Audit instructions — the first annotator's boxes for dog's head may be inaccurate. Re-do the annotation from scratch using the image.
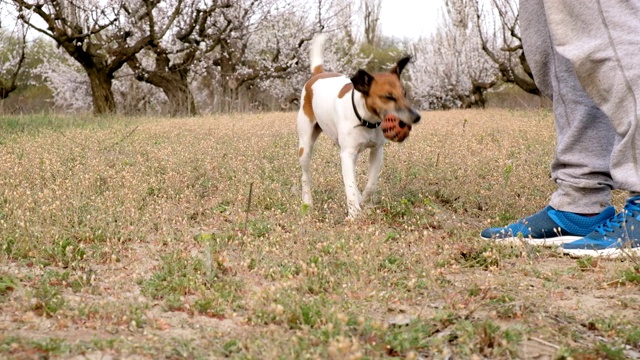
[350,56,421,126]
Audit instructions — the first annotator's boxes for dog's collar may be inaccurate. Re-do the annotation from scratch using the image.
[351,89,381,129]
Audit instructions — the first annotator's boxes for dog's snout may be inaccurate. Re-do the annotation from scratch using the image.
[393,109,421,125]
[413,113,421,124]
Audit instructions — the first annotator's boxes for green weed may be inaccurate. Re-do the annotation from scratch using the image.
[620,264,640,285]
[31,277,65,317]
[576,256,600,271]
[43,237,86,268]
[0,274,17,299]
[140,251,211,300]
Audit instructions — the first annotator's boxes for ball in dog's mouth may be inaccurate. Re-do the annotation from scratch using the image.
[382,114,412,142]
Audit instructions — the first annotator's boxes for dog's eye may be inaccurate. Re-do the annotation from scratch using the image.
[385,95,396,102]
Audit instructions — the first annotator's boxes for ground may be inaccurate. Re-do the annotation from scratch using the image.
[0,109,639,359]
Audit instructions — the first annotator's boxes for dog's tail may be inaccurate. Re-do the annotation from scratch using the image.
[310,34,327,75]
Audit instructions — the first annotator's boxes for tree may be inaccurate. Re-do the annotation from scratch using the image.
[0,12,27,99]
[409,0,498,110]
[240,0,370,110]
[125,0,230,116]
[12,0,174,114]
[35,47,92,112]
[471,0,539,95]
[190,0,322,112]
[362,0,381,47]
[34,49,168,114]
[2,0,389,114]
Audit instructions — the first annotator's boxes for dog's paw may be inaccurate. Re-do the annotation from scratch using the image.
[362,189,376,205]
[382,114,411,142]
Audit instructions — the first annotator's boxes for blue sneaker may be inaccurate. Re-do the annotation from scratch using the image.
[561,196,640,258]
[481,205,615,246]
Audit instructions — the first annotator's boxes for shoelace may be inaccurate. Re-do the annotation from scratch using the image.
[594,201,640,236]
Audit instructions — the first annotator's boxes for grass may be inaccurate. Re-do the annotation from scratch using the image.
[0,109,639,359]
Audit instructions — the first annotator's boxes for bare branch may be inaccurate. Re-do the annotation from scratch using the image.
[0,11,28,98]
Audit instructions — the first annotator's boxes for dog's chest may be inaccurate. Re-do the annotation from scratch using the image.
[358,137,383,151]
[329,124,385,153]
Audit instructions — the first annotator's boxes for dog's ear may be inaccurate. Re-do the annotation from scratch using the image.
[390,56,412,77]
[351,69,375,95]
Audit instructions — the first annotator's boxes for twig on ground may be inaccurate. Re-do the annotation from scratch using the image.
[244,182,254,236]
[529,336,560,350]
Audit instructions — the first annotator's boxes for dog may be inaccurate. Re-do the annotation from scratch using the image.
[296,34,421,218]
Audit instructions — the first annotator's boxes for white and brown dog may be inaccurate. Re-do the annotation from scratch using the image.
[297,35,421,218]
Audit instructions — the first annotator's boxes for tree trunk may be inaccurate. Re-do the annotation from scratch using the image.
[127,52,197,116]
[216,60,238,113]
[136,68,197,116]
[0,81,18,99]
[85,66,116,115]
[162,80,197,116]
[363,0,382,46]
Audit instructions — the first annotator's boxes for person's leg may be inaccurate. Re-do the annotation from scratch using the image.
[544,0,640,196]
[480,0,616,245]
[521,0,615,213]
[542,0,640,257]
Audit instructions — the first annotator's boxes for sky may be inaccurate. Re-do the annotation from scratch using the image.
[379,0,444,39]
[1,0,447,41]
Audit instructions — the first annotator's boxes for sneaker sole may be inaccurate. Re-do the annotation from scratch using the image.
[481,235,582,247]
[562,247,640,259]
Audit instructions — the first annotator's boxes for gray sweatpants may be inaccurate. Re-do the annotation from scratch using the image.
[520,0,640,213]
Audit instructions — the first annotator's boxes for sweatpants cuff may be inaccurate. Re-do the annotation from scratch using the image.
[550,186,612,213]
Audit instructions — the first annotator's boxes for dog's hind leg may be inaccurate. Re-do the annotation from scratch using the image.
[362,145,384,205]
[297,115,322,208]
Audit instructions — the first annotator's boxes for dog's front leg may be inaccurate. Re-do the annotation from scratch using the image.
[362,145,384,204]
[340,149,362,219]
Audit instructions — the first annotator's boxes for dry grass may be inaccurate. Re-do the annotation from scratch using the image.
[1,109,639,359]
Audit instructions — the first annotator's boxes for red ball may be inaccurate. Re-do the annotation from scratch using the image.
[382,114,412,142]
